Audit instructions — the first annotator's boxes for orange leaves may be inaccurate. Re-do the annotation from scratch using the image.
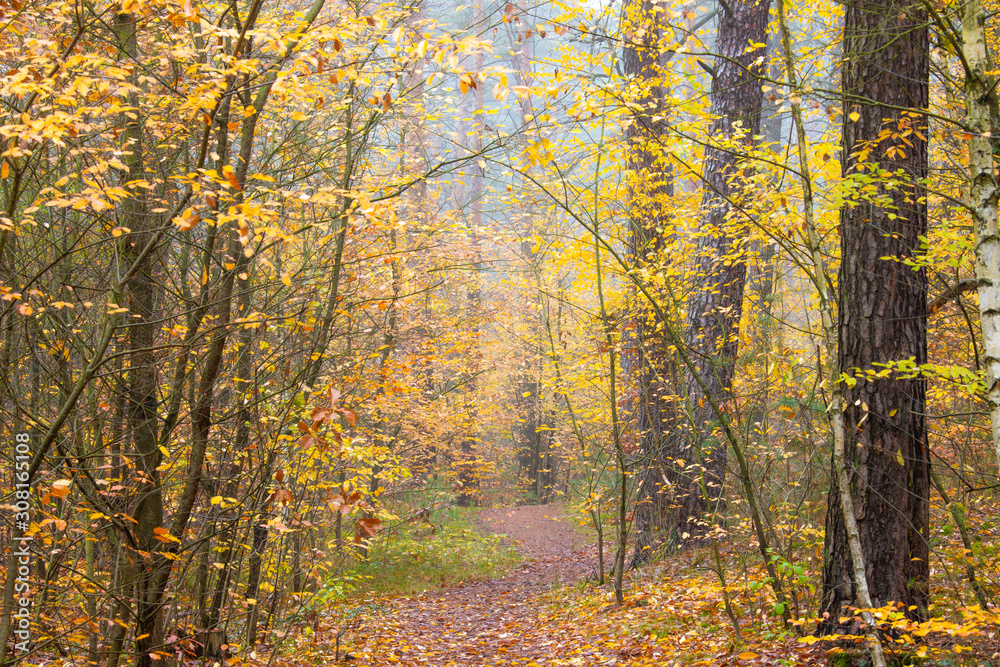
[174,208,200,232]
[369,91,393,111]
[268,488,294,505]
[297,385,358,452]
[49,479,71,498]
[222,165,241,191]
[153,526,180,543]
[459,73,478,95]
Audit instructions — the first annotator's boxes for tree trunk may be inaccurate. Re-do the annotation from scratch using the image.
[820,0,930,623]
[623,0,674,566]
[667,0,770,547]
[245,522,269,647]
[457,1,485,507]
[112,9,167,667]
[960,0,1000,476]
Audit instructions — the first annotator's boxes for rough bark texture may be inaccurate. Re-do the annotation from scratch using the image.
[668,0,769,546]
[820,0,930,622]
[623,0,675,565]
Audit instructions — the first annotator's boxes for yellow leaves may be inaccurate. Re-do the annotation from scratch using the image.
[493,74,509,101]
[524,138,554,167]
[120,0,148,13]
[105,66,131,80]
[849,111,860,122]
[17,303,32,316]
[737,652,759,660]
[1,161,8,179]
[281,273,292,287]
[111,226,130,237]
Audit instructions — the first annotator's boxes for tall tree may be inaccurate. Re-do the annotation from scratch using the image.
[820,0,930,622]
[623,0,673,562]
[662,0,770,547]
[960,0,1000,476]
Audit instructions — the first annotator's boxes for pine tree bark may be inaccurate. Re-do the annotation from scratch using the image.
[820,0,930,623]
[623,0,675,565]
[667,0,770,547]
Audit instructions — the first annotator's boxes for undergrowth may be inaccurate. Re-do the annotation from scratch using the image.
[345,504,524,597]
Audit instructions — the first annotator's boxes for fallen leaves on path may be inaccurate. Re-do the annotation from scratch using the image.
[341,506,822,666]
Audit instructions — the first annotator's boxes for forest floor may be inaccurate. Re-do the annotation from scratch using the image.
[272,505,999,666]
[339,505,819,667]
[349,505,612,666]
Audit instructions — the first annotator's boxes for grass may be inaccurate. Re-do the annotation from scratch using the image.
[345,505,525,597]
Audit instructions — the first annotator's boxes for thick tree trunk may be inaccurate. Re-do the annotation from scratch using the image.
[820,0,930,623]
[623,0,675,565]
[668,0,770,547]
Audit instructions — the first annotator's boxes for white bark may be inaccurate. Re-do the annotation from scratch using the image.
[961,0,1000,475]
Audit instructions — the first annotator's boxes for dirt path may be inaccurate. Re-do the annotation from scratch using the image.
[350,505,630,666]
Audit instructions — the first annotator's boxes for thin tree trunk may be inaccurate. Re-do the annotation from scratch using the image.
[960,0,1000,476]
[111,10,167,666]
[245,522,269,647]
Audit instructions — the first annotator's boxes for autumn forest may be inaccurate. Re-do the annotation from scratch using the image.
[1,0,999,664]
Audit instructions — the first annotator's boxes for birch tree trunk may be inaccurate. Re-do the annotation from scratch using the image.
[961,0,1000,475]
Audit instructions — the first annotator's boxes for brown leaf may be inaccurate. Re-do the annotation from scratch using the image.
[339,408,358,426]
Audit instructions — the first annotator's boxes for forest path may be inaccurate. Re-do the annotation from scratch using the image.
[350,505,644,666]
